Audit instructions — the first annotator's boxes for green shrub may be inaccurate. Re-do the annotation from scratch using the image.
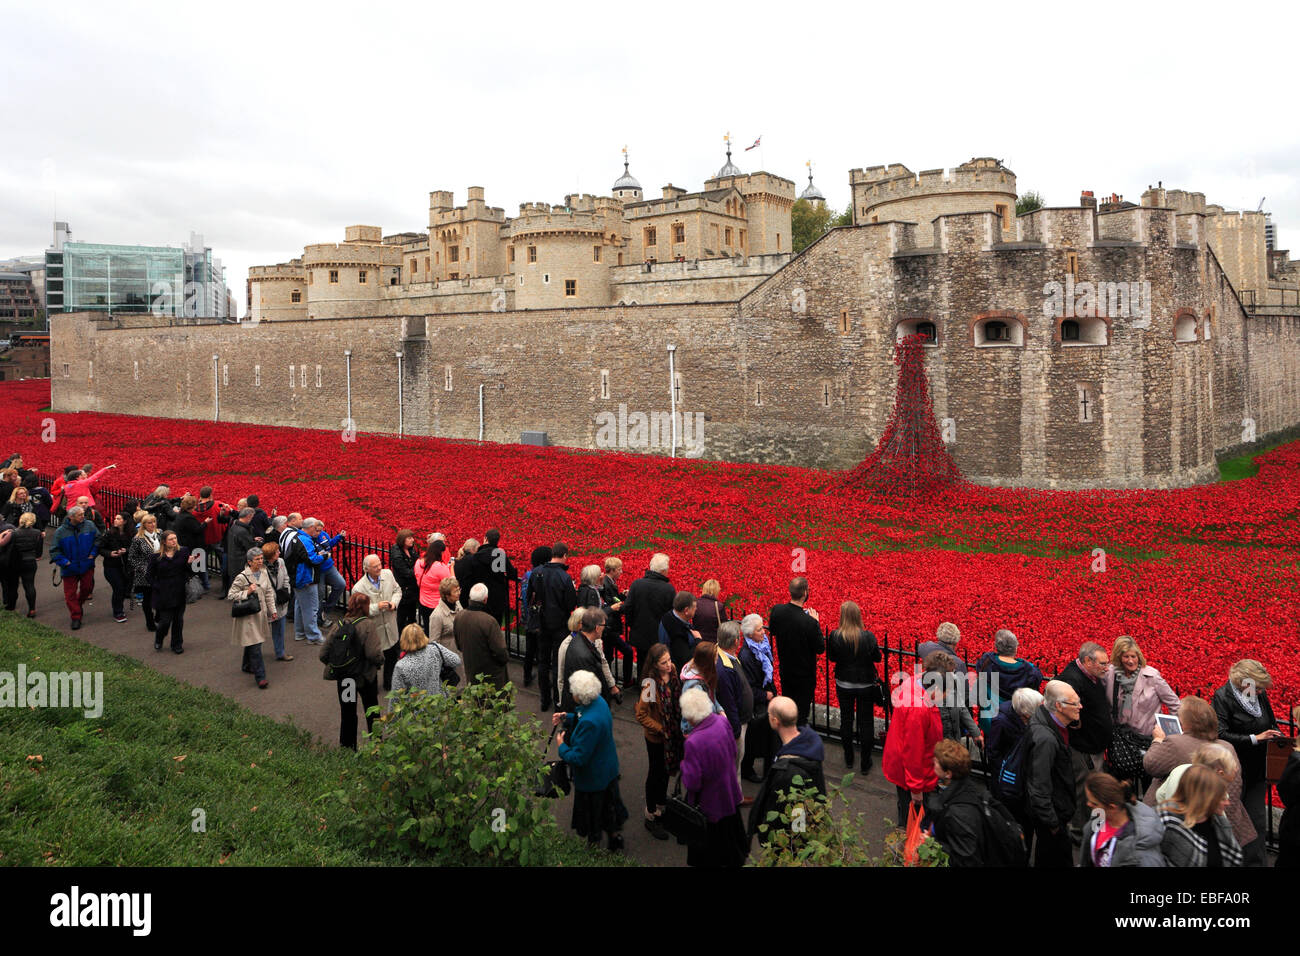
[329,682,570,866]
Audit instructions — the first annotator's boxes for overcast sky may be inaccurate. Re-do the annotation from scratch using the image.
[3,1,1296,316]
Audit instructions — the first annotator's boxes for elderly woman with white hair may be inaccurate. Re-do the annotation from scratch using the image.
[554,669,626,852]
[679,685,747,866]
[975,628,1045,733]
[557,606,620,710]
[229,546,275,688]
[351,553,403,689]
[738,613,777,783]
[1212,659,1282,866]
[988,686,1044,832]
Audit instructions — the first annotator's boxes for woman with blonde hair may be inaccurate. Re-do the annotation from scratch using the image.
[1104,635,1179,735]
[1212,659,1281,865]
[127,511,161,631]
[1158,764,1242,867]
[692,578,728,645]
[391,622,461,697]
[827,600,882,770]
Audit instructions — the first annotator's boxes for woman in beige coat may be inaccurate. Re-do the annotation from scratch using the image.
[428,576,465,684]
[229,547,276,689]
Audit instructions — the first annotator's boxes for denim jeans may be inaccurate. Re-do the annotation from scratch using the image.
[269,615,286,658]
[318,566,347,613]
[293,585,321,642]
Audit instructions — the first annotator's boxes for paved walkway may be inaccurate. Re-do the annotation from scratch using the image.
[39,566,901,865]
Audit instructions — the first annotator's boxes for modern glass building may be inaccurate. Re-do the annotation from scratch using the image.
[44,222,230,319]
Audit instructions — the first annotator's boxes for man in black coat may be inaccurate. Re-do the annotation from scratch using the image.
[748,696,826,847]
[533,542,576,711]
[1025,680,1081,867]
[245,494,272,543]
[624,552,674,667]
[767,577,825,728]
[658,591,699,669]
[471,528,519,626]
[226,509,258,584]
[1055,641,1112,837]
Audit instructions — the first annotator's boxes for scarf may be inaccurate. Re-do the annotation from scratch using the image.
[744,636,774,686]
[1115,670,1138,720]
[1229,681,1262,719]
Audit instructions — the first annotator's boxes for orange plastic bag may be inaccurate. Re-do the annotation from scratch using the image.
[903,800,926,866]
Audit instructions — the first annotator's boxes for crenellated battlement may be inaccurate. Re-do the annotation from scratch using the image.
[302,242,402,267]
[851,157,1016,199]
[248,259,303,279]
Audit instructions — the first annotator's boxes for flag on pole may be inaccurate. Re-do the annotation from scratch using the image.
[745,136,762,151]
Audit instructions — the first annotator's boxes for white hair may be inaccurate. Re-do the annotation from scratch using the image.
[1011,686,1043,719]
[303,517,319,530]
[580,564,601,586]
[363,553,381,570]
[469,582,489,603]
[568,669,602,706]
[428,531,445,544]
[648,552,669,574]
[680,687,714,726]
[740,613,764,638]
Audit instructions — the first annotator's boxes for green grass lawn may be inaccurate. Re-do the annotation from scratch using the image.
[0,618,378,866]
[0,617,616,866]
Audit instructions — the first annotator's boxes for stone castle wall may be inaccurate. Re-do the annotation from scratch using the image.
[51,209,1300,489]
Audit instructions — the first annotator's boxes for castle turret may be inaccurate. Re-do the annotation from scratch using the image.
[799,161,826,205]
[612,147,642,203]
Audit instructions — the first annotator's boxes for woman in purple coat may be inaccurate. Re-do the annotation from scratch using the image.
[679,686,746,866]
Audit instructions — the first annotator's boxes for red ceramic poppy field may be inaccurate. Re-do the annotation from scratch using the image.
[6,379,1298,710]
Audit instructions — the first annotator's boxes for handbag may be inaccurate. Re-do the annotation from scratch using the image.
[231,592,261,618]
[533,724,571,799]
[185,576,203,604]
[1107,684,1152,778]
[435,642,460,688]
[661,775,708,844]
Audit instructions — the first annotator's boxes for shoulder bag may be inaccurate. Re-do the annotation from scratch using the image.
[661,775,708,844]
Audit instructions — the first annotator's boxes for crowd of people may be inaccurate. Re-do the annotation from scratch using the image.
[2,454,1297,867]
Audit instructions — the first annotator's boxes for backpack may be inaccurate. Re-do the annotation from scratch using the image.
[994,730,1033,809]
[326,618,367,680]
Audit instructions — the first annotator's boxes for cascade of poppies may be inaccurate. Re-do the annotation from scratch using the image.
[841,333,965,496]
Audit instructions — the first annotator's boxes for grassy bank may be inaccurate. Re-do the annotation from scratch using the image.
[0,617,617,866]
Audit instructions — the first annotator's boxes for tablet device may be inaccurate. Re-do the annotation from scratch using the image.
[1156,714,1182,736]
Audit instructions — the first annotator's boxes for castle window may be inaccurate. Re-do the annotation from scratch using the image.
[565,279,577,297]
[712,225,720,248]
[254,365,261,387]
[449,272,458,280]
[358,269,367,284]
[839,310,851,334]
[133,360,139,381]
[1203,310,1213,340]
[617,253,624,266]
[972,314,1025,347]
[1174,311,1198,343]
[600,369,609,400]
[777,233,782,250]
[445,365,453,391]
[995,204,1009,230]
[62,363,70,377]
[1077,384,1096,423]
[673,224,685,244]
[449,246,459,263]
[436,251,440,264]
[425,256,430,274]
[308,271,313,284]
[291,290,302,303]
[755,383,762,406]
[1067,253,1078,278]
[1061,320,1080,342]
[821,382,831,407]
[593,245,601,263]
[871,216,878,223]
[509,246,515,263]
[390,275,398,286]
[740,229,746,247]
[644,227,657,248]
[300,365,308,389]
[725,227,733,246]
[528,246,537,263]
[315,365,322,388]
[896,318,940,347]
[222,364,228,386]
[289,364,295,388]
[328,270,338,284]
[543,274,550,284]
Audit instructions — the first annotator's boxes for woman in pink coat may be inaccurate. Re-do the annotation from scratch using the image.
[61,464,117,510]
[1104,635,1180,735]
[412,538,452,634]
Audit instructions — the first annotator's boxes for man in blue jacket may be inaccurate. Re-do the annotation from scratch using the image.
[285,518,329,644]
[50,505,101,630]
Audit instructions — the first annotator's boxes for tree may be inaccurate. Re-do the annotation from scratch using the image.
[791,198,834,253]
[831,203,853,228]
[1016,191,1044,216]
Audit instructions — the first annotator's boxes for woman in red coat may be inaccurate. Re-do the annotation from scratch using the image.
[883,651,945,828]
